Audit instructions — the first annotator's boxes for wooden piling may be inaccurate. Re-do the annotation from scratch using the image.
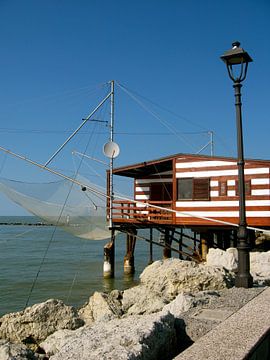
[163,228,172,259]
[103,230,115,278]
[124,228,137,275]
[200,233,208,261]
[149,228,153,264]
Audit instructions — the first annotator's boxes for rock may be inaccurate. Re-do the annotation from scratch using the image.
[250,251,270,284]
[122,285,167,315]
[78,290,123,325]
[42,312,177,360]
[206,248,238,271]
[162,291,219,318]
[255,232,270,247]
[0,339,37,360]
[206,248,270,285]
[40,329,75,357]
[0,299,84,345]
[139,259,234,301]
[80,260,230,319]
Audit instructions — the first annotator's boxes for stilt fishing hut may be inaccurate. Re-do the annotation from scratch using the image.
[107,153,270,275]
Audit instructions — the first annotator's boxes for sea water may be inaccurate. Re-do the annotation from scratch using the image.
[0,216,162,316]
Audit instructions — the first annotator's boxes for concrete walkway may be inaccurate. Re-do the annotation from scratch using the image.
[174,287,270,360]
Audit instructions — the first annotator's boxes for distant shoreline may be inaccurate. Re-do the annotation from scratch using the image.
[0,222,53,226]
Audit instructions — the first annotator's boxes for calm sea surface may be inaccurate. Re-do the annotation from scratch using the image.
[0,216,162,316]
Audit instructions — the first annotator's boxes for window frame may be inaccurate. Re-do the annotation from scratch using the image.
[177,177,210,201]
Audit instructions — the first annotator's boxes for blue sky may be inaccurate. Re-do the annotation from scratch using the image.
[0,0,269,215]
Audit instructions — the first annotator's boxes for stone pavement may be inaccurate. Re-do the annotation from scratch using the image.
[174,287,270,359]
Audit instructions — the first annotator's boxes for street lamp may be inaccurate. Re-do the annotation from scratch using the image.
[220,41,253,288]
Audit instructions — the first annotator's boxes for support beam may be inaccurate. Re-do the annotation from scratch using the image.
[179,228,183,260]
[103,230,115,278]
[200,233,208,261]
[149,228,153,264]
[163,228,172,259]
[124,228,137,275]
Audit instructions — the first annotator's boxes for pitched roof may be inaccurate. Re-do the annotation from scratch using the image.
[112,152,270,178]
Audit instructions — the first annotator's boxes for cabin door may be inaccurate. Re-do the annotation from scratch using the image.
[150,183,172,202]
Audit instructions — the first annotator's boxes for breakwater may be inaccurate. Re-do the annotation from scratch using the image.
[0,221,53,226]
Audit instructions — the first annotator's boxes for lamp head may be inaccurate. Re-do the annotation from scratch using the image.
[221,42,253,82]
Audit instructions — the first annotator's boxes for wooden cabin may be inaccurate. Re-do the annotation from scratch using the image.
[110,153,270,231]
[105,153,270,275]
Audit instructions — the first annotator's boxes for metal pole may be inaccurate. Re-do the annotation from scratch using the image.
[109,80,114,229]
[209,131,214,156]
[104,80,115,279]
[233,81,253,288]
[44,91,112,167]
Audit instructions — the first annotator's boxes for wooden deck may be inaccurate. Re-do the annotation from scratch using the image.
[112,200,174,225]
[112,200,270,228]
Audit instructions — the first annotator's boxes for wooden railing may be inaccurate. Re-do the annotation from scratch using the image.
[112,200,174,224]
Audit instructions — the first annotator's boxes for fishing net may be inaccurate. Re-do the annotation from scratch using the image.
[0,176,111,240]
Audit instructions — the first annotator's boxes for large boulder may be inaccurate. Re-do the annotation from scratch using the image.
[0,299,84,345]
[81,260,228,318]
[139,259,234,301]
[161,290,219,318]
[41,312,177,360]
[0,339,36,360]
[250,251,270,284]
[78,290,123,325]
[206,248,238,271]
[122,285,167,315]
[206,248,270,285]
[40,329,75,357]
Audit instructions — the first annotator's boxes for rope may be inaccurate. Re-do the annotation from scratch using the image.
[116,82,208,132]
[116,82,198,152]
[61,97,112,302]
[24,107,105,308]
[3,82,108,108]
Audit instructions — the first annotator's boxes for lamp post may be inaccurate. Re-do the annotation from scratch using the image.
[220,41,253,288]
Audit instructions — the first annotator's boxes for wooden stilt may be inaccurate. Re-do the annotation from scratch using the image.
[163,228,172,259]
[230,230,236,248]
[213,232,218,248]
[216,232,223,249]
[179,228,183,260]
[149,228,153,264]
[200,233,208,261]
[103,230,115,278]
[193,231,197,252]
[124,228,137,275]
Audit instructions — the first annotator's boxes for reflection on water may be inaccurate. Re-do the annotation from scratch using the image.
[102,275,139,293]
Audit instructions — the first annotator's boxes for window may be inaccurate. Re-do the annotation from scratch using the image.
[177,178,193,200]
[150,183,172,201]
[235,180,251,196]
[219,181,227,196]
[177,178,210,200]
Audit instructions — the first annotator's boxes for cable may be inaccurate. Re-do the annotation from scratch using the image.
[116,82,199,152]
[0,152,7,175]
[3,82,108,108]
[23,87,112,307]
[116,82,209,132]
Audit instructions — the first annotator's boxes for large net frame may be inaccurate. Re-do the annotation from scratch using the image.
[0,175,111,240]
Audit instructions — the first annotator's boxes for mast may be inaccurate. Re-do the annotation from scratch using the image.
[109,80,115,229]
[103,80,116,279]
[209,131,214,156]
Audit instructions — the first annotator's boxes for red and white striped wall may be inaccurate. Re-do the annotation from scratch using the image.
[175,158,270,227]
